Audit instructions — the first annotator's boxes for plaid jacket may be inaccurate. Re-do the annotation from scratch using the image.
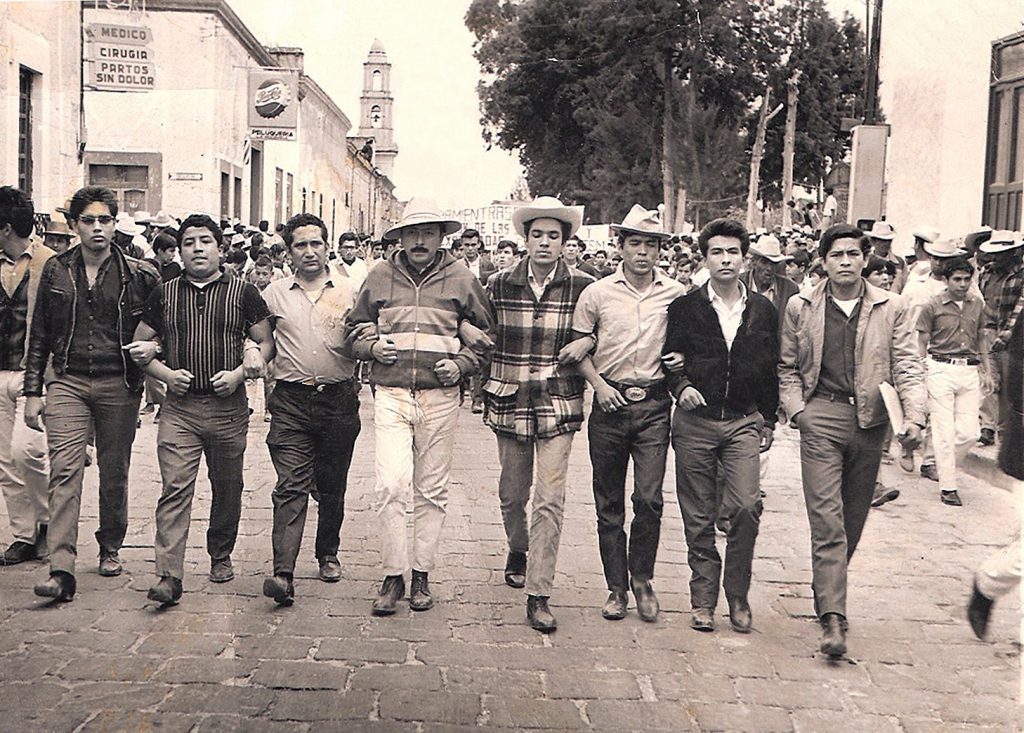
[484,258,594,441]
[982,261,1024,333]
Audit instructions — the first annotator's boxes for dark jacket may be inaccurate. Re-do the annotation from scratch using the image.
[664,283,779,426]
[739,270,800,340]
[24,245,161,396]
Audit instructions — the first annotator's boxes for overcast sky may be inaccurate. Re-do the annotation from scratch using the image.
[230,0,893,209]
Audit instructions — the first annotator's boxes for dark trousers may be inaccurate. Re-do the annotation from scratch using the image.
[797,396,888,619]
[154,390,248,579]
[672,409,763,610]
[267,381,361,576]
[588,393,670,591]
[44,372,142,575]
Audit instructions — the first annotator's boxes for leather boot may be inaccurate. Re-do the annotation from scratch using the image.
[148,576,183,606]
[34,571,76,602]
[630,578,660,622]
[409,570,434,611]
[526,594,557,633]
[601,591,628,620]
[371,574,405,616]
[504,550,527,588]
[262,574,295,607]
[819,612,847,658]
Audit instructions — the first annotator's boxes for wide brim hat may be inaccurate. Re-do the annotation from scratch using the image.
[511,196,583,238]
[978,230,1024,254]
[115,215,141,237]
[44,214,71,237]
[748,235,792,263]
[912,226,940,244]
[133,210,153,225]
[922,238,967,258]
[150,211,174,228]
[383,197,462,240]
[866,221,896,240]
[609,204,670,238]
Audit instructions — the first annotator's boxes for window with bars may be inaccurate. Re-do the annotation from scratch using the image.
[18,68,34,196]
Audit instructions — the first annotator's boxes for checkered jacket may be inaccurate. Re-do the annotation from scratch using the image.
[484,258,594,441]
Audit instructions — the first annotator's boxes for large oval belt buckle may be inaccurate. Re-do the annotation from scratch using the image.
[623,386,647,402]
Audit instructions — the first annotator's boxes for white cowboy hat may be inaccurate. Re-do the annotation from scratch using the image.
[866,221,896,240]
[383,197,462,240]
[511,196,584,238]
[922,238,967,258]
[133,210,153,225]
[748,235,792,263]
[150,211,174,228]
[978,230,1024,254]
[912,226,940,243]
[610,204,671,238]
[115,215,141,237]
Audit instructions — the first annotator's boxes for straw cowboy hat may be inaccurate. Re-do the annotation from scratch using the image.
[748,235,792,263]
[150,211,174,228]
[866,221,896,240]
[133,210,153,225]
[979,230,1024,254]
[610,204,671,238]
[43,214,71,237]
[383,197,462,241]
[912,226,940,244]
[115,215,141,237]
[511,196,584,238]
[922,238,967,258]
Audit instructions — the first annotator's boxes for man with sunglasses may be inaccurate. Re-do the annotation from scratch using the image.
[24,186,160,602]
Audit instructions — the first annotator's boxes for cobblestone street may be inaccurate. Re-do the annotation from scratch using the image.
[0,390,1020,732]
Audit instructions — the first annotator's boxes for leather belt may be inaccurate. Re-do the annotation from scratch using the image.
[929,354,981,366]
[603,377,666,403]
[277,379,355,394]
[813,390,855,405]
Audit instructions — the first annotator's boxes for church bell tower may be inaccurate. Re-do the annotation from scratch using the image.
[357,39,398,178]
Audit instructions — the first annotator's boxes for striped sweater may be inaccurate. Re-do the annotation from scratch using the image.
[346,249,493,390]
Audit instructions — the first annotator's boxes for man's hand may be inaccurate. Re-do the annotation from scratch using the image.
[458,321,494,353]
[676,386,707,411]
[165,369,195,396]
[759,425,774,453]
[558,336,594,365]
[433,359,462,386]
[24,396,44,432]
[370,337,398,365]
[594,381,628,413]
[243,348,266,379]
[123,340,160,366]
[661,351,686,373]
[898,423,923,451]
[211,369,243,397]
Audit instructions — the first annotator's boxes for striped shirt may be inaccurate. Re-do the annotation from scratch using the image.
[142,270,270,394]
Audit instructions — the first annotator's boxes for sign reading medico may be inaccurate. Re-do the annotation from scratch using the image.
[85,23,154,92]
[248,68,300,141]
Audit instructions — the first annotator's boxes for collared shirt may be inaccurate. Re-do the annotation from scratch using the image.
[818,286,863,396]
[466,256,481,279]
[67,252,124,377]
[263,267,356,384]
[917,290,984,358]
[528,264,556,300]
[0,248,31,297]
[142,269,270,395]
[572,264,685,385]
[338,257,368,292]
[707,280,748,350]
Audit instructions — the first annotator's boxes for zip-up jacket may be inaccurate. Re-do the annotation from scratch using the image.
[23,245,160,397]
[345,248,493,390]
[664,283,779,427]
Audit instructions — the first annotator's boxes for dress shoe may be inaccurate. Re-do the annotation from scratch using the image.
[409,570,434,612]
[504,550,527,589]
[871,482,900,508]
[978,428,995,446]
[262,574,295,607]
[601,591,628,620]
[34,571,76,602]
[920,463,939,482]
[0,541,38,566]
[727,595,753,633]
[819,612,847,658]
[898,447,915,473]
[527,595,557,633]
[371,574,405,616]
[98,550,123,577]
[147,576,183,606]
[690,607,715,632]
[34,524,48,561]
[967,581,994,640]
[630,579,659,622]
[940,489,963,506]
[209,558,234,583]
[318,555,342,583]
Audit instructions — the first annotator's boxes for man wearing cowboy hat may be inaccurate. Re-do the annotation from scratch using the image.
[42,214,73,255]
[740,234,799,341]
[484,195,593,633]
[571,204,685,622]
[346,197,493,617]
[865,221,907,293]
[113,215,146,259]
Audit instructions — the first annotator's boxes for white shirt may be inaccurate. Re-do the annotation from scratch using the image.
[707,281,748,351]
[823,195,838,216]
[337,257,368,292]
[528,265,556,300]
[466,257,481,279]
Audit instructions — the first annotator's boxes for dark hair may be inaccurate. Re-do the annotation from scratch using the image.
[809,261,827,278]
[258,220,269,232]
[226,249,248,266]
[152,231,178,253]
[68,186,118,220]
[825,187,834,195]
[254,255,273,269]
[283,213,328,248]
[0,186,35,238]
[788,249,811,269]
[496,240,516,254]
[818,223,868,258]
[177,214,223,246]
[338,230,359,246]
[461,228,481,240]
[935,256,975,279]
[698,218,749,256]
[862,254,897,279]
[522,218,572,242]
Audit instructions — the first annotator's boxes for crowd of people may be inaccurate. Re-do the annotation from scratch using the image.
[0,184,1020,662]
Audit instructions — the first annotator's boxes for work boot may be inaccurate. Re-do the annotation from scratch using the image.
[601,591,628,620]
[409,570,434,611]
[526,595,557,633]
[630,578,660,622]
[147,576,183,606]
[98,549,122,577]
[819,612,847,658]
[371,574,405,616]
[34,571,76,602]
[262,574,295,607]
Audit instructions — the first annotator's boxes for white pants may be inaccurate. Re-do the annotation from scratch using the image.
[926,359,981,491]
[373,385,459,576]
[976,532,1022,599]
[0,370,49,543]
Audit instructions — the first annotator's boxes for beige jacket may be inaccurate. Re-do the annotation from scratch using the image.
[778,279,926,430]
[13,240,55,370]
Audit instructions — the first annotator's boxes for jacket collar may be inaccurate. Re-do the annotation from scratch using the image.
[799,277,889,308]
[506,257,571,288]
[63,242,133,285]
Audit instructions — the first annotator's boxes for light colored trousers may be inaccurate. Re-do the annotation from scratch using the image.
[0,370,49,543]
[373,385,459,576]
[926,359,981,491]
[495,431,575,597]
[976,532,1022,600]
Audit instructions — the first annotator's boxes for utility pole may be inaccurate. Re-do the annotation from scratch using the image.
[661,50,678,232]
[746,88,784,230]
[781,71,801,228]
[864,0,883,124]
